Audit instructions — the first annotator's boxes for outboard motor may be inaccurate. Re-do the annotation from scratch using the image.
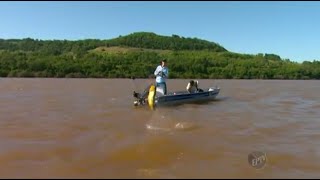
[133,91,145,106]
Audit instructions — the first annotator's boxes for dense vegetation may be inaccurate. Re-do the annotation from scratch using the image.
[106,32,227,52]
[0,32,319,79]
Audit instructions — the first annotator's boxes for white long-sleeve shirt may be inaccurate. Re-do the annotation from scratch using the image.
[154,65,168,83]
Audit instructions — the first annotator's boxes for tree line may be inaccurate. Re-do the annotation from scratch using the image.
[0,32,319,79]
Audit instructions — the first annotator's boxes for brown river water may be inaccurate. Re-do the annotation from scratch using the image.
[0,78,319,178]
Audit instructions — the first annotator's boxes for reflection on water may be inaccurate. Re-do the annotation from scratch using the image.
[0,78,319,178]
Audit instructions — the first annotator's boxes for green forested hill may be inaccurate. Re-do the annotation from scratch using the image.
[105,32,227,52]
[0,32,319,79]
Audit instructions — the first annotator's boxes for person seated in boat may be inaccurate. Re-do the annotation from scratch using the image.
[186,80,203,93]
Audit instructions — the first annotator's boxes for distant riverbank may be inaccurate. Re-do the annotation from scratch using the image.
[1,33,319,80]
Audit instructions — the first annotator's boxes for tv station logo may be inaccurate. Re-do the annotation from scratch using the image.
[248,151,267,169]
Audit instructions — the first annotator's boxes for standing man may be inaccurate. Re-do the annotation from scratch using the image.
[154,59,168,95]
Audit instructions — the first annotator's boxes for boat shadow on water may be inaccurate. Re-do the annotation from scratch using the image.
[212,96,230,102]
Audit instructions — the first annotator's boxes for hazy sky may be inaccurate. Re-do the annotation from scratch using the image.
[1,1,319,62]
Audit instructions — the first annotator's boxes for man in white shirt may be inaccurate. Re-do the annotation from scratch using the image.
[154,59,169,95]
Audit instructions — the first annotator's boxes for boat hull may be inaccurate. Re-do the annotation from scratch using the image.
[155,87,220,106]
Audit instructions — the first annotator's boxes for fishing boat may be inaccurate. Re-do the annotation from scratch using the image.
[133,82,220,108]
[154,87,220,106]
